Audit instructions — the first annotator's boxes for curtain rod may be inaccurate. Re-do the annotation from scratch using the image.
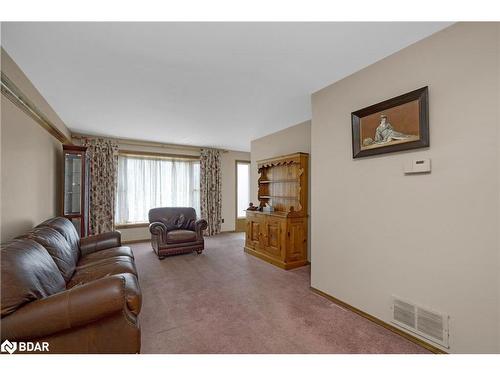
[119,149,200,160]
[72,133,228,153]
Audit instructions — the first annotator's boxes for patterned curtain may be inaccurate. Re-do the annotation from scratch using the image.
[83,138,119,235]
[200,148,222,236]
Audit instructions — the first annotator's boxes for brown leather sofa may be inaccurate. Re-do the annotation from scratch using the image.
[0,217,141,354]
[149,207,207,259]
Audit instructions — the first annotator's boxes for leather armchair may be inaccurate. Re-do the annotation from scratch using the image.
[149,207,207,259]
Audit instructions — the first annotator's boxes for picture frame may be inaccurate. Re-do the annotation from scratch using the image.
[351,86,429,158]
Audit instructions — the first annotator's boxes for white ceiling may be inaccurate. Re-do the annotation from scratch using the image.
[1,22,451,151]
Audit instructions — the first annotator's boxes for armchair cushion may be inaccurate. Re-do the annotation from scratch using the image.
[176,214,196,230]
[157,213,195,231]
[166,229,197,244]
[163,215,183,231]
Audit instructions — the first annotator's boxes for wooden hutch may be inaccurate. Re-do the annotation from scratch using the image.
[244,152,308,270]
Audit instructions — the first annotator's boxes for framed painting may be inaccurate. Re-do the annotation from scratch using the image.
[351,86,429,158]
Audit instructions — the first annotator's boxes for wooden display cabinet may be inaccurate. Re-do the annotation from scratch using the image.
[244,152,308,270]
[62,145,90,237]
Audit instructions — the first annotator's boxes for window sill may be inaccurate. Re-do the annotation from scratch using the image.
[116,222,149,229]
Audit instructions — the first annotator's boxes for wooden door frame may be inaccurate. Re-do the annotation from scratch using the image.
[235,160,251,232]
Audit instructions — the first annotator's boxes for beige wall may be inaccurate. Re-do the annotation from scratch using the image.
[498,24,500,349]
[250,120,311,202]
[250,120,311,259]
[311,23,500,353]
[1,49,70,241]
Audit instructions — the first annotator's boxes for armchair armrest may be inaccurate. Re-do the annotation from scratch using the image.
[1,273,141,341]
[149,221,168,241]
[195,219,208,240]
[80,231,122,256]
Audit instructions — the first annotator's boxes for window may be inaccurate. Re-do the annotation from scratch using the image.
[236,161,250,219]
[115,153,200,225]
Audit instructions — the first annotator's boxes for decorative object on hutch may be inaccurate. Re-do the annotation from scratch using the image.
[244,152,308,270]
[62,145,90,237]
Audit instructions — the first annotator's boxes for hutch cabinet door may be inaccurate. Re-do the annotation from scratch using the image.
[246,213,262,250]
[286,219,307,262]
[261,218,284,258]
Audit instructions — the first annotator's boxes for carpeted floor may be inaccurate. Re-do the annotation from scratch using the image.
[132,232,429,354]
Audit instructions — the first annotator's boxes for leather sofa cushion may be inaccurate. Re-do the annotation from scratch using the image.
[78,246,134,266]
[166,229,197,244]
[37,217,80,256]
[21,227,77,282]
[77,255,134,268]
[1,239,66,317]
[68,257,138,288]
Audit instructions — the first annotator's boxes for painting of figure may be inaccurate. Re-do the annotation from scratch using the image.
[351,87,429,158]
[360,103,420,151]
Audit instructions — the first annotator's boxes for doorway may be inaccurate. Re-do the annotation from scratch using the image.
[235,160,250,232]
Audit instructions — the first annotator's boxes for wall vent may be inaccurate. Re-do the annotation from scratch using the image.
[391,296,449,348]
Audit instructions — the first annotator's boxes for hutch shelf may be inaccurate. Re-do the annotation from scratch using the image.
[244,152,309,270]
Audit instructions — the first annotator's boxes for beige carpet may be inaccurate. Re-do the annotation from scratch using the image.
[132,232,429,354]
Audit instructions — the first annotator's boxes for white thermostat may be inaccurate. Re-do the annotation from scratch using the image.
[404,158,431,174]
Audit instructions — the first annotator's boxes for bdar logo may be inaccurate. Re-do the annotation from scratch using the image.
[1,340,17,354]
[1,340,49,353]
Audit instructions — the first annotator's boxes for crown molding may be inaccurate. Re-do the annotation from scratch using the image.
[1,72,72,145]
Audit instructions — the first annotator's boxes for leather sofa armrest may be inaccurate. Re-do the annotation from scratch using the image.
[80,231,122,256]
[195,219,208,240]
[149,222,168,241]
[1,273,141,341]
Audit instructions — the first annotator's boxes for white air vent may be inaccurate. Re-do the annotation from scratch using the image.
[393,299,416,329]
[391,296,449,348]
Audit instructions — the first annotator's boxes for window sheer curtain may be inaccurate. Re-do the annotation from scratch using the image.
[115,155,200,225]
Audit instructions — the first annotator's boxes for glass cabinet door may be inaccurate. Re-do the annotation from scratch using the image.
[70,217,82,236]
[62,145,89,237]
[64,153,82,215]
